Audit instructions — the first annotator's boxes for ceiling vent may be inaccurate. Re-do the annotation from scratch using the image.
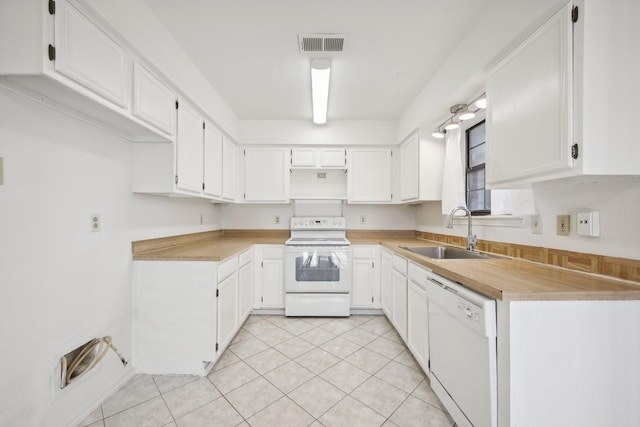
[298,34,346,52]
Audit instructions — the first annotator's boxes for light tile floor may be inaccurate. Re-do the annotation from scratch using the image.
[79,315,455,427]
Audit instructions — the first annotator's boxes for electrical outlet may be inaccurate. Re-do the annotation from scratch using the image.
[275,215,280,224]
[360,215,366,224]
[531,215,542,234]
[556,214,570,236]
[90,213,100,232]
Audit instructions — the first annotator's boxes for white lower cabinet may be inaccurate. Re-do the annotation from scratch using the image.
[381,248,393,317]
[351,246,381,308]
[216,256,239,355]
[391,254,408,341]
[407,262,429,374]
[255,245,284,308]
[238,248,254,322]
[133,261,217,375]
[133,251,248,376]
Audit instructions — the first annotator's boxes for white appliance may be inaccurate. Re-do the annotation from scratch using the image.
[285,216,351,317]
[426,270,497,427]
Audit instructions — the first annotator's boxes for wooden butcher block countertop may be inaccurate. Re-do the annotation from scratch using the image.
[132,230,640,302]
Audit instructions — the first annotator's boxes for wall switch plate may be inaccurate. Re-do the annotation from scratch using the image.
[531,215,542,234]
[556,214,570,236]
[577,211,600,237]
[317,172,327,179]
[90,214,100,232]
[360,215,366,224]
[275,215,280,224]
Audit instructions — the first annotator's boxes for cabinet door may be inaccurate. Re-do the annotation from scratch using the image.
[132,63,176,135]
[54,0,129,107]
[352,259,375,307]
[222,137,236,201]
[408,279,429,371]
[320,148,346,168]
[203,121,223,198]
[392,269,407,340]
[381,250,393,317]
[291,148,317,168]
[400,133,419,201]
[176,102,203,194]
[244,147,289,202]
[238,261,254,322]
[348,149,392,202]
[261,259,283,308]
[217,272,238,353]
[486,4,573,186]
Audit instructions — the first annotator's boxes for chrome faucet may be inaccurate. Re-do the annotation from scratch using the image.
[446,206,477,251]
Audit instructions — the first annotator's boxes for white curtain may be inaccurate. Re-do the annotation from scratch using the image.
[441,127,466,215]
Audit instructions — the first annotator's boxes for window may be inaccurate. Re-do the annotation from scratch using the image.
[466,120,491,215]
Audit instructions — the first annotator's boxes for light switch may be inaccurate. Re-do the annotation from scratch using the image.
[577,211,600,237]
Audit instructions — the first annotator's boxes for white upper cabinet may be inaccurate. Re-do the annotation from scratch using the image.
[222,138,237,202]
[175,101,204,194]
[399,132,444,202]
[243,147,289,202]
[203,121,223,198]
[54,0,129,108]
[0,0,170,142]
[487,3,573,187]
[487,0,640,187]
[291,148,347,169]
[348,148,393,203]
[132,63,176,137]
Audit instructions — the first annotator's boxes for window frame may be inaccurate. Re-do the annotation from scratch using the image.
[462,114,491,216]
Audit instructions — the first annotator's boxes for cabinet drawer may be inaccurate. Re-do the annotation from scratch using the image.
[239,248,253,267]
[262,246,284,259]
[392,254,407,275]
[408,262,430,285]
[352,246,375,259]
[218,256,238,283]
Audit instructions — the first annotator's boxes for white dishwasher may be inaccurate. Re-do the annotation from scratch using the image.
[426,271,497,427]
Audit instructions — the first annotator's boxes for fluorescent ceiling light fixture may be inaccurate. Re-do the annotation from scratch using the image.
[311,59,331,124]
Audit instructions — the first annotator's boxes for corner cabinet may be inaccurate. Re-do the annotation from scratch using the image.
[0,0,172,142]
[487,1,640,187]
[132,101,235,201]
[242,147,289,203]
[398,132,444,202]
[348,148,393,203]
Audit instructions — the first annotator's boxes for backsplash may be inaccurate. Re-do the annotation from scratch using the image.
[415,231,640,284]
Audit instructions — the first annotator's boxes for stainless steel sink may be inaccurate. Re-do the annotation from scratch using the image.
[400,246,496,260]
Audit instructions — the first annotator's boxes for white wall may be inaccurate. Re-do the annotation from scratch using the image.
[415,177,640,260]
[222,203,415,231]
[0,88,220,427]
[239,120,397,146]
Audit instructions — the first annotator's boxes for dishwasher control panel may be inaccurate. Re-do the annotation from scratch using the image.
[456,298,484,333]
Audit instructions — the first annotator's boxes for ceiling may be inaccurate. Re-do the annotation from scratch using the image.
[141,0,491,122]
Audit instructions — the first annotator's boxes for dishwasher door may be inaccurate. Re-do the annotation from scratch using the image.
[426,273,497,427]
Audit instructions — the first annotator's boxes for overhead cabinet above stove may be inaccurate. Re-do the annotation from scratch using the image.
[290,148,347,169]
